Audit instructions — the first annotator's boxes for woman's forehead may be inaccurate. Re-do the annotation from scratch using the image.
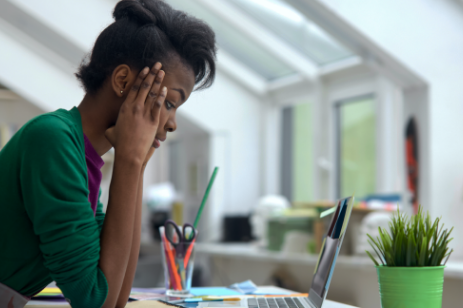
[163,63,195,101]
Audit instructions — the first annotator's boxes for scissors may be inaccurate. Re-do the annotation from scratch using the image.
[164,219,196,259]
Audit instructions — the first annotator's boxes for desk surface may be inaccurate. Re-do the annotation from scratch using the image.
[26,299,357,308]
[26,286,358,308]
[26,300,356,308]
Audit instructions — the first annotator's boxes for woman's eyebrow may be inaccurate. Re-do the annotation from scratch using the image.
[172,88,185,102]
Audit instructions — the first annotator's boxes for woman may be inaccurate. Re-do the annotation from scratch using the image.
[0,0,216,307]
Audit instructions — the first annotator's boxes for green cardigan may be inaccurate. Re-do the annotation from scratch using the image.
[0,107,108,307]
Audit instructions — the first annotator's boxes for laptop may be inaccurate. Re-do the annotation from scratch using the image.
[199,196,354,308]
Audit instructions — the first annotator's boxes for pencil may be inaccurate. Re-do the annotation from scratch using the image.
[163,233,182,290]
[162,235,177,290]
[183,237,196,268]
[191,167,219,234]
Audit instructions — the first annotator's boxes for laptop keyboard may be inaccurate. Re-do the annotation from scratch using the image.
[247,297,306,308]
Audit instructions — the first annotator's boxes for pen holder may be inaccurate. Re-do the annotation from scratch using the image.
[159,226,196,296]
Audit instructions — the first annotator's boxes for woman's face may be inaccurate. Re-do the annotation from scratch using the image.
[152,63,195,148]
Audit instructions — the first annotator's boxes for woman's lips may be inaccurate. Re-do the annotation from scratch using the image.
[154,138,161,148]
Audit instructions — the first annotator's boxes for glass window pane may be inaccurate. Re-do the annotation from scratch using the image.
[293,102,314,202]
[338,97,376,198]
[226,0,354,65]
[280,100,314,202]
[167,0,296,80]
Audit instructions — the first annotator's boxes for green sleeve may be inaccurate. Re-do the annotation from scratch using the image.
[96,189,106,232]
[20,116,108,308]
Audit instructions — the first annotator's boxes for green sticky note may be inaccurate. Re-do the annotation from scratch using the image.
[320,206,337,218]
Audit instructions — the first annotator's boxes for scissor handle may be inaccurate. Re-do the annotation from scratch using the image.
[182,223,196,242]
[164,219,182,246]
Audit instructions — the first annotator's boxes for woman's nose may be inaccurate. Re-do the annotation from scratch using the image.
[165,118,177,133]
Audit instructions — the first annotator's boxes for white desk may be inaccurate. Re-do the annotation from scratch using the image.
[26,286,358,308]
[320,301,357,308]
[26,299,357,308]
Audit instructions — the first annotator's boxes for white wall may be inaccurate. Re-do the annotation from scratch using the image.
[0,99,44,126]
[319,0,463,256]
[0,19,83,112]
[12,0,114,51]
[403,87,430,213]
[179,70,264,215]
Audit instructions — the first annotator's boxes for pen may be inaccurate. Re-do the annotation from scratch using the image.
[158,299,185,308]
[185,297,242,303]
[165,299,185,304]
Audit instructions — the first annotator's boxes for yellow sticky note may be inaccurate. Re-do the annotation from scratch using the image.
[37,287,62,294]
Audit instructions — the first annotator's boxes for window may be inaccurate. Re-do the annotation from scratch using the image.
[281,100,314,202]
[226,0,354,65]
[336,96,376,199]
[167,0,296,80]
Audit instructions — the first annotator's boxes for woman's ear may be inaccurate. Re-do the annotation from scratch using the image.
[111,64,132,97]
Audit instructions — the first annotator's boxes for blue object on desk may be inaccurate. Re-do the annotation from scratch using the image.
[229,280,258,294]
[190,287,242,296]
[185,298,204,303]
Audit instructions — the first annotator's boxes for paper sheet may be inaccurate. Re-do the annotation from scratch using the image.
[190,287,242,296]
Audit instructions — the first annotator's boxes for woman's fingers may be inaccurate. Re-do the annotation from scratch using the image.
[145,65,164,106]
[124,62,162,108]
[151,86,167,124]
[134,63,162,108]
[125,67,150,105]
[145,69,165,117]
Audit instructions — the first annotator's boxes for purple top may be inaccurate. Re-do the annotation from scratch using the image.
[83,134,105,215]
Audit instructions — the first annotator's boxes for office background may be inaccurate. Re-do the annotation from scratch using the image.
[1,0,463,306]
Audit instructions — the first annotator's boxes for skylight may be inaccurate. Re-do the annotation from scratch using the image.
[167,0,297,80]
[226,0,354,65]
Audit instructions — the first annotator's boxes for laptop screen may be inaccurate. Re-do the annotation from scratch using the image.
[308,196,354,308]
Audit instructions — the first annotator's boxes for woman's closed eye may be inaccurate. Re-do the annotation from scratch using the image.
[165,100,175,110]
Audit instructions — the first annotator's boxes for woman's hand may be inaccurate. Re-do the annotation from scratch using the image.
[105,63,166,167]
[105,131,157,168]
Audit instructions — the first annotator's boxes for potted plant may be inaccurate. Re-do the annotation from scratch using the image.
[366,207,453,308]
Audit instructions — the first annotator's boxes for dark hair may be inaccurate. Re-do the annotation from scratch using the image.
[76,0,217,94]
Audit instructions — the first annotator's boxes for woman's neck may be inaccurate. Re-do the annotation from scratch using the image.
[77,92,120,156]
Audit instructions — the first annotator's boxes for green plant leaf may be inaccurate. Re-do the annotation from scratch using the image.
[406,231,414,266]
[366,250,380,266]
[394,229,403,265]
[419,236,427,266]
[368,239,385,265]
[374,206,453,268]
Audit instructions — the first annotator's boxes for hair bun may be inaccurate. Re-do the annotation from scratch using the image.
[113,0,156,26]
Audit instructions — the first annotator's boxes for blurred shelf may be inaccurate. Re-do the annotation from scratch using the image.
[293,201,378,213]
[195,243,463,280]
